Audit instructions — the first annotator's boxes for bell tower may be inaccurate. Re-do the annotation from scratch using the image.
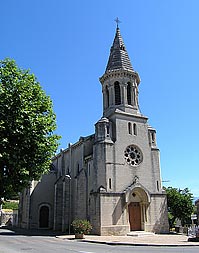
[92,22,169,235]
[100,26,140,117]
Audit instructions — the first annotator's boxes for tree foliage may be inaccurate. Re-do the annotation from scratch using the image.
[2,201,19,210]
[164,186,194,228]
[0,58,60,199]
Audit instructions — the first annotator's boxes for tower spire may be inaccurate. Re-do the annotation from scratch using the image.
[100,25,141,117]
[105,23,134,72]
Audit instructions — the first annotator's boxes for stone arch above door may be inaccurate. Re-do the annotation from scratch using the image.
[124,183,151,204]
[129,187,150,204]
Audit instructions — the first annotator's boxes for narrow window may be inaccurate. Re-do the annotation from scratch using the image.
[127,82,132,105]
[114,81,121,105]
[61,155,65,176]
[157,181,159,191]
[128,122,132,135]
[109,178,112,189]
[106,86,109,107]
[133,123,137,135]
[88,164,90,176]
[67,166,70,175]
[94,198,97,214]
[107,125,110,137]
[77,163,80,174]
[151,132,155,143]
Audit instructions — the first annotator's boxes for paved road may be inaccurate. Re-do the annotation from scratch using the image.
[0,227,199,253]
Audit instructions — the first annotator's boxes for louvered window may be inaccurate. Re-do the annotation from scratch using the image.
[127,82,132,105]
[114,81,121,105]
[106,86,109,107]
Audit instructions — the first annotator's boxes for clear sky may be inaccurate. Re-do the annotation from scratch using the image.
[1,0,199,196]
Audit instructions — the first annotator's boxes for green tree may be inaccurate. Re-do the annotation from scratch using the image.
[164,186,194,228]
[2,201,19,210]
[0,58,60,200]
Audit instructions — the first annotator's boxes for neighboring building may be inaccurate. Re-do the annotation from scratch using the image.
[19,25,169,235]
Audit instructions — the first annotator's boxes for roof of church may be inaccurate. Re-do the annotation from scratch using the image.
[105,27,134,72]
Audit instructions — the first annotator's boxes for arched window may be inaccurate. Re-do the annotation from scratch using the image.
[128,122,132,135]
[105,86,109,107]
[133,123,137,135]
[127,82,132,105]
[114,81,121,105]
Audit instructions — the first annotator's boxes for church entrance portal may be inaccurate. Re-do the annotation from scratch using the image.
[39,206,49,228]
[128,202,141,231]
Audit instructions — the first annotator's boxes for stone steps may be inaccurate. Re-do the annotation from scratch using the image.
[127,231,155,237]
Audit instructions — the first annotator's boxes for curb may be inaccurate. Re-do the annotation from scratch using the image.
[80,239,199,247]
[56,236,199,247]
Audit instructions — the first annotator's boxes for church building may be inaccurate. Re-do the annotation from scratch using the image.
[19,25,169,235]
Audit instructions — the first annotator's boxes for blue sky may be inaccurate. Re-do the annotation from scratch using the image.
[1,0,199,196]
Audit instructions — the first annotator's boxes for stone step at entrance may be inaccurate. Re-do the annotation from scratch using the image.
[127,231,155,237]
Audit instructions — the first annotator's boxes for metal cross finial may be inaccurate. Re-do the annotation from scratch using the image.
[115,17,121,28]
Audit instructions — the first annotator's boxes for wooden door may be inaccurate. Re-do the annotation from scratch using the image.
[39,206,49,228]
[128,202,141,231]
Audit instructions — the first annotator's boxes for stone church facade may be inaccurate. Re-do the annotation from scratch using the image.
[19,26,169,235]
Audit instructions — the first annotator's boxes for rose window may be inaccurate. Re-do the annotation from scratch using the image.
[124,145,143,166]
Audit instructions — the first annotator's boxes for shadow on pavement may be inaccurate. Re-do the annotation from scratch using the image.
[0,225,65,237]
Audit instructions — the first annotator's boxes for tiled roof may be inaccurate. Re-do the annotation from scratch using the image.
[105,27,134,72]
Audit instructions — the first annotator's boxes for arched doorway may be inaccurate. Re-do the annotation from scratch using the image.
[39,205,49,228]
[128,202,141,230]
[128,187,149,231]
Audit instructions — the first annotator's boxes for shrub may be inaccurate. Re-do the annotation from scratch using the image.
[71,219,92,235]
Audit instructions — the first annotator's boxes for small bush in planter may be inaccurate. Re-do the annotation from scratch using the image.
[71,219,92,235]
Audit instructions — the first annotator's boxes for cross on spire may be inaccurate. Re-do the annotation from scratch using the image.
[114,17,121,28]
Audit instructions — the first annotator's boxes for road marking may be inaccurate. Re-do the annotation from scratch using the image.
[78,251,94,253]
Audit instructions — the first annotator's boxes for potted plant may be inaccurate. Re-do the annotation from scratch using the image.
[71,219,92,239]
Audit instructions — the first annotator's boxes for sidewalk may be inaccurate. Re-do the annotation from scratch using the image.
[57,233,199,247]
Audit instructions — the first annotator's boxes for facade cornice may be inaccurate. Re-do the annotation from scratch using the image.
[99,69,140,84]
[107,109,148,121]
[90,191,124,196]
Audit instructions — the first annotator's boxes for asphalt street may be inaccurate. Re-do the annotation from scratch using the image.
[0,227,199,253]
